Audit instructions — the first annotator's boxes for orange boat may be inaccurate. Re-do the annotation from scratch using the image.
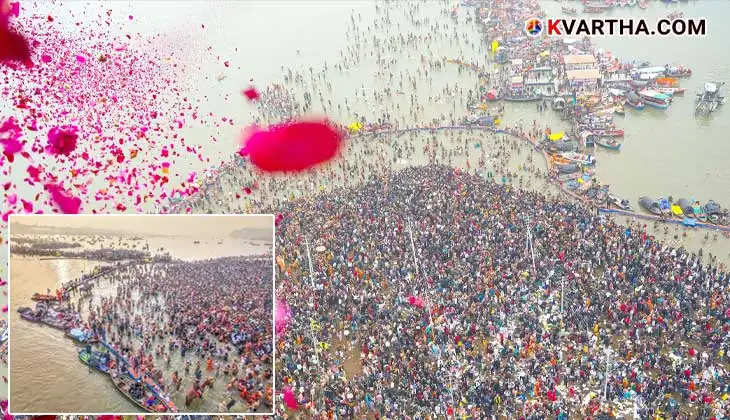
[656,77,679,87]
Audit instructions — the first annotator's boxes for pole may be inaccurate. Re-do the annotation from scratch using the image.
[561,275,564,315]
[603,351,610,400]
[304,237,320,357]
[406,219,455,417]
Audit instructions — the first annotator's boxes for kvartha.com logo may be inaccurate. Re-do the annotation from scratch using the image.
[524,17,706,36]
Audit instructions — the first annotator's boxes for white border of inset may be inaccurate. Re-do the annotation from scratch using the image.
[7,213,276,416]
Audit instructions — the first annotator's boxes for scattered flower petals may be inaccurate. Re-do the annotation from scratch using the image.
[46,126,79,156]
[75,54,86,63]
[239,120,342,172]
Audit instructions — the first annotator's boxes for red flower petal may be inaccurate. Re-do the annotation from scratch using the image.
[0,26,31,66]
[46,183,81,214]
[242,87,260,101]
[240,120,342,172]
[46,126,78,156]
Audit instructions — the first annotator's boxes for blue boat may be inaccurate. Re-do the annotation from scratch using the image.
[78,347,111,373]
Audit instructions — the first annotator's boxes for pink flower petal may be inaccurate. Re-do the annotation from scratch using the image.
[242,86,260,101]
[239,120,342,172]
[0,27,31,66]
[46,183,81,214]
[75,54,86,63]
[46,126,78,156]
[7,193,16,205]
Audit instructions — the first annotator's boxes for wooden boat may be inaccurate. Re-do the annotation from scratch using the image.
[590,129,624,137]
[665,66,691,78]
[639,196,662,215]
[78,348,111,373]
[503,94,541,102]
[31,293,59,302]
[656,77,679,87]
[112,374,173,413]
[692,204,708,222]
[595,138,622,150]
[608,193,632,211]
[676,198,694,218]
[638,89,671,109]
[658,197,672,216]
[558,152,596,166]
[656,87,685,96]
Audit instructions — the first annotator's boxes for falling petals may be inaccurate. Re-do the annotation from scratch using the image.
[20,198,32,213]
[242,86,260,101]
[275,299,291,336]
[239,120,342,172]
[75,54,86,63]
[7,193,16,205]
[46,126,79,156]
[0,26,31,66]
[283,387,298,410]
[46,183,81,214]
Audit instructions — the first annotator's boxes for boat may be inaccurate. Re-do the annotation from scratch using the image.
[608,193,632,210]
[595,138,622,150]
[558,152,596,166]
[704,200,724,216]
[590,129,624,137]
[638,89,671,109]
[112,374,175,413]
[18,307,40,322]
[556,163,581,174]
[664,65,691,78]
[503,94,541,102]
[561,6,577,14]
[66,328,98,344]
[658,197,671,216]
[625,92,645,110]
[546,140,577,153]
[655,87,685,96]
[676,198,694,217]
[31,293,59,302]
[78,347,111,373]
[638,196,662,215]
[692,204,708,222]
[656,77,679,87]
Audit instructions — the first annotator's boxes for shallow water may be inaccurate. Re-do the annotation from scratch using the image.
[9,237,270,413]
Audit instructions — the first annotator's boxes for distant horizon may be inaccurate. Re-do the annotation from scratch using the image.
[9,215,274,239]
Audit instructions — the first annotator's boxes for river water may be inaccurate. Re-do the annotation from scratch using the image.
[8,235,270,413]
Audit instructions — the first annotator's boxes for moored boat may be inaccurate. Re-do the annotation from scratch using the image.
[639,196,662,215]
[595,138,622,150]
[31,293,59,302]
[112,374,172,413]
[625,92,645,110]
[676,198,694,217]
[558,152,596,166]
[608,193,632,210]
[670,204,684,218]
[658,197,671,216]
[692,204,708,222]
[638,89,671,109]
[656,87,685,96]
[78,347,111,373]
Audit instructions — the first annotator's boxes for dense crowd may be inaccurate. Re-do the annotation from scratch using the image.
[72,257,274,413]
[272,165,729,419]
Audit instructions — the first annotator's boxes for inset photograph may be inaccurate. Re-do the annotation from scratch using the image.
[8,215,274,415]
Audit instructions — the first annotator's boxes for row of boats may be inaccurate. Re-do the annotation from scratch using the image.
[637,197,730,225]
[17,297,177,413]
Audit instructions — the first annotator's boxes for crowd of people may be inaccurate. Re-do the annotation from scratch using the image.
[271,165,729,418]
[70,257,274,413]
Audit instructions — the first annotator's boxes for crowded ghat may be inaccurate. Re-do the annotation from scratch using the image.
[16,256,273,413]
[155,0,730,419]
